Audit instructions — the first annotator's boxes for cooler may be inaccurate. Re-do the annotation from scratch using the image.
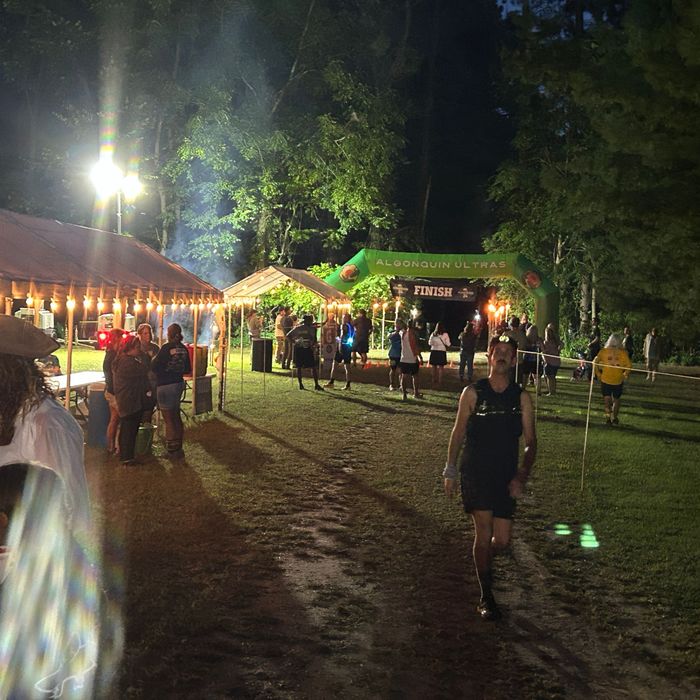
[185,343,208,377]
[251,338,273,372]
[87,383,109,448]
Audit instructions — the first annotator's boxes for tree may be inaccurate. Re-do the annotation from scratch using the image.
[487,1,700,343]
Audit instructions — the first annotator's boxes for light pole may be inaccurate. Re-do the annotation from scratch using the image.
[90,155,142,235]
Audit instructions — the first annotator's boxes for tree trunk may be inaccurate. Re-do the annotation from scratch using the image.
[155,40,182,254]
[579,273,590,333]
[255,208,273,268]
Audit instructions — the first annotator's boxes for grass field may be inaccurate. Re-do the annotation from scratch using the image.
[61,343,700,696]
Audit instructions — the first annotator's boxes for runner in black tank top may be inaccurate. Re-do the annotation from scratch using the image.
[461,379,522,518]
[443,334,537,621]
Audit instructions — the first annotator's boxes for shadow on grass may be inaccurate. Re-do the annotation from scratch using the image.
[91,447,341,698]
[537,412,700,443]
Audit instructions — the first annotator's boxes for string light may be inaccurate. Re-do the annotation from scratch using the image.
[97,298,105,312]
[113,299,122,311]
[66,298,76,311]
[146,301,154,312]
[50,299,58,312]
[83,296,91,309]
[156,304,163,313]
[26,295,34,308]
[133,301,142,313]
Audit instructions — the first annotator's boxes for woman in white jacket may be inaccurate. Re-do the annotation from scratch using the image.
[428,322,452,389]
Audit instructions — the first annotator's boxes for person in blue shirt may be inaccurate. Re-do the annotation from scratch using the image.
[325,313,354,390]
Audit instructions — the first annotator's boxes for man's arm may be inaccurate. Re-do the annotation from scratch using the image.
[509,391,537,498]
[443,386,476,497]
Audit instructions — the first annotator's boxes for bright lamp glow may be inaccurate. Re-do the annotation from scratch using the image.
[121,174,142,201]
[90,157,124,199]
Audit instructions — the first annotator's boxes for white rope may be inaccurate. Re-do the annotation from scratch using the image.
[581,358,597,493]
[520,349,700,381]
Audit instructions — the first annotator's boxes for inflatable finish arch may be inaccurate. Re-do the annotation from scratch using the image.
[324,249,559,331]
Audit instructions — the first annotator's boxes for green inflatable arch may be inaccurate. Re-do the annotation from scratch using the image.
[324,249,559,331]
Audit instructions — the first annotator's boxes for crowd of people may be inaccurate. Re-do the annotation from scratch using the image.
[0,301,674,674]
[103,322,191,464]
[260,305,661,421]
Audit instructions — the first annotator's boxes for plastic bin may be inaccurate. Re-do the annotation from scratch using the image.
[135,424,154,456]
[87,383,109,448]
[251,338,273,372]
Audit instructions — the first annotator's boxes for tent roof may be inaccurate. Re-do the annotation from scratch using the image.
[223,266,350,303]
[0,208,222,302]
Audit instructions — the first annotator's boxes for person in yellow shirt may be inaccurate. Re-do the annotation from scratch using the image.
[594,334,632,425]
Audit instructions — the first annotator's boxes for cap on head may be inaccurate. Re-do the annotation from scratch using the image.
[605,333,622,349]
[0,315,59,358]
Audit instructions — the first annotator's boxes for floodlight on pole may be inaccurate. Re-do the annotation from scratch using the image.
[90,155,142,235]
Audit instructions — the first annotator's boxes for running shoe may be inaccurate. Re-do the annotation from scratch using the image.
[477,596,502,621]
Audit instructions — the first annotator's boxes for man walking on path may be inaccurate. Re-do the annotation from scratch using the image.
[594,334,632,425]
[443,335,537,621]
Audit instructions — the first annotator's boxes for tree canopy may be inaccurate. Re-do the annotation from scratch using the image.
[487,0,700,343]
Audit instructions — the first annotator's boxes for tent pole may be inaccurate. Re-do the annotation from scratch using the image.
[157,304,164,345]
[240,304,245,396]
[191,303,199,419]
[64,299,75,411]
[318,301,324,381]
[217,306,227,412]
[256,300,266,397]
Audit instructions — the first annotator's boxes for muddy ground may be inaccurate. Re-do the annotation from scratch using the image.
[86,365,698,699]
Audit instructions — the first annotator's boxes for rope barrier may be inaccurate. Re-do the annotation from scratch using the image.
[515,349,700,381]
[510,349,698,495]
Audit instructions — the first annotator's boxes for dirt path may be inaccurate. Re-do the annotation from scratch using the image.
[88,367,699,698]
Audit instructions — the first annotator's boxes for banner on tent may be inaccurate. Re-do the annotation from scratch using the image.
[389,278,477,302]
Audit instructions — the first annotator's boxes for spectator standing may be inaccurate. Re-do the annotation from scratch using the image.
[504,316,527,387]
[524,320,540,389]
[443,335,536,621]
[151,323,192,458]
[326,313,353,390]
[112,336,150,465]
[247,309,262,339]
[0,315,91,539]
[428,322,452,388]
[136,322,159,360]
[622,326,634,362]
[594,334,632,425]
[274,308,287,365]
[541,323,562,396]
[136,323,159,422]
[281,307,295,369]
[399,321,423,400]
[352,309,373,367]
[458,322,477,384]
[103,328,126,454]
[643,327,661,382]
[387,320,404,390]
[287,315,324,391]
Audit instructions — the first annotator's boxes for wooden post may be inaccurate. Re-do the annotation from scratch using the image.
[4,297,12,315]
[240,303,245,396]
[157,304,164,345]
[191,303,199,418]
[64,299,75,410]
[217,305,227,412]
